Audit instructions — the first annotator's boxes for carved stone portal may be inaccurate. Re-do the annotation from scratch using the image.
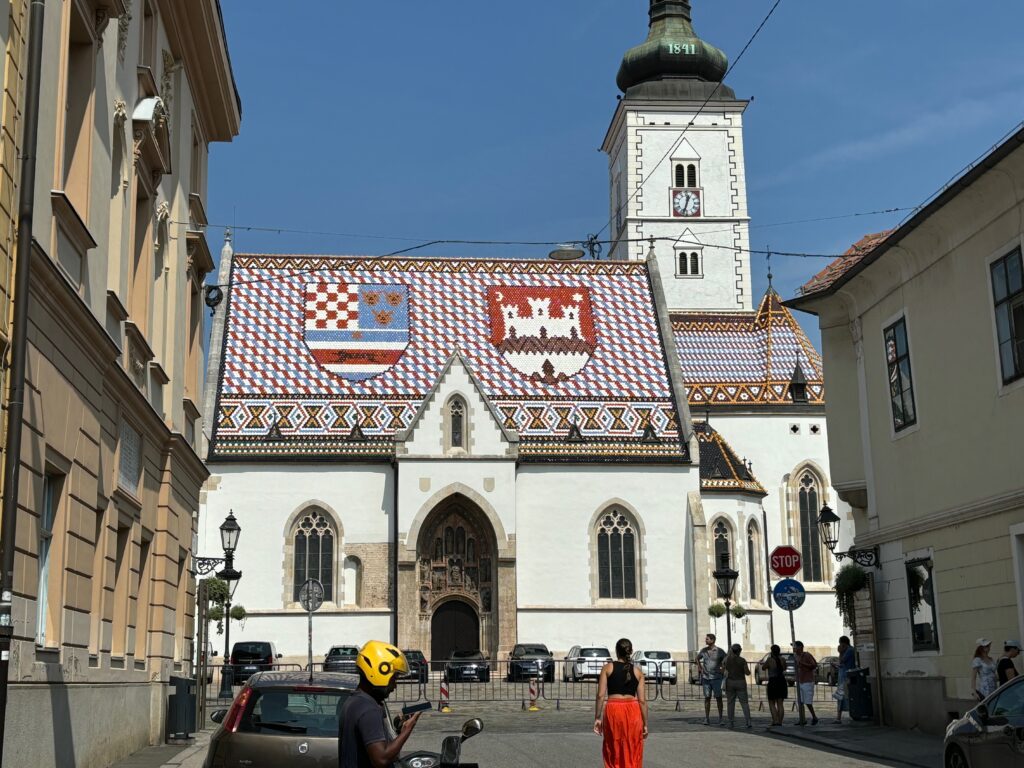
[417,508,493,616]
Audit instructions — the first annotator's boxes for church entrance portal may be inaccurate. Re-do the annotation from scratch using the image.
[430,600,479,668]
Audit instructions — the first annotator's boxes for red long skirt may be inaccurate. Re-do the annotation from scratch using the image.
[602,698,644,768]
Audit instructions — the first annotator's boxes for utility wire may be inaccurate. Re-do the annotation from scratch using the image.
[595,0,785,240]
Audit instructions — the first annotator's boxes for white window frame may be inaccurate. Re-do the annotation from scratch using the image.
[985,236,1024,398]
[675,247,703,279]
[36,473,63,647]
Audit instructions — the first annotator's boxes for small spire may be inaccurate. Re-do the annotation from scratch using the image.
[766,248,774,290]
[647,236,656,259]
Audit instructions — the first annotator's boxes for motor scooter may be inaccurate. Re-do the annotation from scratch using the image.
[398,717,483,768]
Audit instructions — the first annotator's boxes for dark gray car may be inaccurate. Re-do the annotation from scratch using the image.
[945,675,1024,767]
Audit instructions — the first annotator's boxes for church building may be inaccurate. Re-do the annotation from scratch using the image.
[199,0,852,663]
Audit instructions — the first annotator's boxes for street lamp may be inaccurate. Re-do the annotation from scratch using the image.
[213,511,242,697]
[712,552,739,649]
[817,504,878,567]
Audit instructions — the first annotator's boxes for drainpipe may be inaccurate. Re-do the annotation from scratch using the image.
[761,505,776,646]
[391,459,399,645]
[0,1,46,762]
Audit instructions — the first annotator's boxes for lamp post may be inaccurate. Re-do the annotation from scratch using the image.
[712,553,739,649]
[817,504,878,567]
[214,511,241,698]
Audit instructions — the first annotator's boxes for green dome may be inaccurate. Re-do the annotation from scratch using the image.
[616,1,735,100]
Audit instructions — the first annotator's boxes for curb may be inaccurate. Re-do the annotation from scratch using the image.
[775,728,937,768]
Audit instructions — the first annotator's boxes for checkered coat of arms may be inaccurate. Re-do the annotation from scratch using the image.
[304,281,410,381]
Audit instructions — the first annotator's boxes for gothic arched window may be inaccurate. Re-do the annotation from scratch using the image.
[292,508,335,602]
[597,509,638,600]
[448,396,467,451]
[747,522,761,602]
[713,520,732,598]
[797,471,825,581]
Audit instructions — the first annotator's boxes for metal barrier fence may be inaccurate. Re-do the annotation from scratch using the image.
[198,658,838,717]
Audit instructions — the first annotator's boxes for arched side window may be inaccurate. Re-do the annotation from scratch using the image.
[713,520,732,597]
[445,395,468,453]
[797,471,825,582]
[596,509,639,600]
[747,522,761,602]
[343,555,362,607]
[687,163,698,188]
[292,508,335,602]
[689,252,701,276]
[677,252,689,275]
[674,163,686,188]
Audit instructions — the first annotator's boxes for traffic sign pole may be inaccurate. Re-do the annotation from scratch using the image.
[299,579,325,683]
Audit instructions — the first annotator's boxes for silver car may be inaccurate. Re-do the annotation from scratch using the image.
[944,674,1024,767]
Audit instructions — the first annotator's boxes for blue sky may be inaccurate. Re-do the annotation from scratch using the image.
[209,0,1024,345]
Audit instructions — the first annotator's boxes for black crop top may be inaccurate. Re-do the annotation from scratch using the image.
[607,661,640,696]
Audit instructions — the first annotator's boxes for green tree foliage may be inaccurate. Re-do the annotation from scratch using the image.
[708,602,726,619]
[833,564,869,631]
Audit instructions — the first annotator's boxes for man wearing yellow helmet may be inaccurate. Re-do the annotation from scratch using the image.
[338,640,420,768]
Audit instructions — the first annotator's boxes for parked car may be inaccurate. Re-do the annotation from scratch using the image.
[753,652,797,686]
[402,649,429,684]
[204,670,484,767]
[444,650,490,683]
[323,645,359,674]
[817,655,839,686]
[228,641,282,684]
[632,650,677,684]
[507,644,555,682]
[945,674,1024,768]
[563,645,612,682]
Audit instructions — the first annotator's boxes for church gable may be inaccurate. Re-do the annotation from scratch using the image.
[211,257,688,462]
[399,353,516,458]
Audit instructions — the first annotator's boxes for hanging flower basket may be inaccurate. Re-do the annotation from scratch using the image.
[708,602,726,619]
[730,603,746,620]
[834,563,869,629]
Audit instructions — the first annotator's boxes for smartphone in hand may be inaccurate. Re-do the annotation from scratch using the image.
[402,701,432,716]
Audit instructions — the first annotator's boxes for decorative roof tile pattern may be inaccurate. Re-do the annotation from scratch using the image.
[694,421,766,496]
[799,231,894,297]
[212,256,688,462]
[671,290,824,406]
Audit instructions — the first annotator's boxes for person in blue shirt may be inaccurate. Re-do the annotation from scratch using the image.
[832,636,857,724]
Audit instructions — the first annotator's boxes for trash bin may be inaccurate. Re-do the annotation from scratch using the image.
[847,667,873,721]
[167,675,197,741]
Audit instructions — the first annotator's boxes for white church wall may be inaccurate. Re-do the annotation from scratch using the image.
[710,412,855,654]
[514,464,699,653]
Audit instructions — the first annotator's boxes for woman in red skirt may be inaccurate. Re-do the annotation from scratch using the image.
[594,638,648,768]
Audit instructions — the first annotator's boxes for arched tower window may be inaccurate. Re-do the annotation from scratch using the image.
[690,252,700,276]
[447,396,467,452]
[687,163,698,188]
[596,509,639,600]
[713,520,732,598]
[674,163,686,187]
[292,508,335,602]
[747,522,761,602]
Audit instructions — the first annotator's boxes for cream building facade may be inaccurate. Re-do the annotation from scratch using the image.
[788,124,1024,734]
[0,1,239,765]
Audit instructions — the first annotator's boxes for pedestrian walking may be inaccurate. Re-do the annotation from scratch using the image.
[594,638,648,768]
[831,635,857,723]
[723,644,752,729]
[997,640,1021,686]
[971,639,998,700]
[760,644,787,726]
[792,641,818,725]
[696,633,726,726]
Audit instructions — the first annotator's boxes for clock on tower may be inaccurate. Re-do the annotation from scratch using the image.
[671,188,702,218]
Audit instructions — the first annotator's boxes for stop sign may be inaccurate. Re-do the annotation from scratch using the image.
[770,546,802,577]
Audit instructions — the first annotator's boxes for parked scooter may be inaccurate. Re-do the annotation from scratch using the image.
[400,717,483,768]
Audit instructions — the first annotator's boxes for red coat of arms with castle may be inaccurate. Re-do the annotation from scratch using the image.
[487,286,598,383]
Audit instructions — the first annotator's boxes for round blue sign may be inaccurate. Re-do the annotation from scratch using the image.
[773,578,806,611]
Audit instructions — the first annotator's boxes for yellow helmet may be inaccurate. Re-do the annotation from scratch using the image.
[356,640,409,687]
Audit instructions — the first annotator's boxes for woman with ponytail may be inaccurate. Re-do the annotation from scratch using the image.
[594,638,647,768]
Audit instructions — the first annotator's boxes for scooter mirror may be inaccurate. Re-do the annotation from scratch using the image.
[461,718,483,741]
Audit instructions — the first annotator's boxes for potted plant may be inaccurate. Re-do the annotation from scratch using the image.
[708,602,726,635]
[834,563,869,632]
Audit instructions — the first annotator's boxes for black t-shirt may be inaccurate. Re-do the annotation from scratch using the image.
[997,657,1018,685]
[339,689,390,768]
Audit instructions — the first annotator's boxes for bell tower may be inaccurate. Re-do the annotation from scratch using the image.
[602,0,753,311]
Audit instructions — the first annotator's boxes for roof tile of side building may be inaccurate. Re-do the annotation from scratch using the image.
[670,289,824,406]
[798,231,895,297]
[211,255,690,462]
[694,421,766,496]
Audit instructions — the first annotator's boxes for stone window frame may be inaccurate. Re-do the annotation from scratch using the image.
[588,500,647,606]
[36,450,71,649]
[281,501,343,610]
[673,161,699,189]
[709,516,735,599]
[443,393,471,456]
[342,555,362,607]
[784,461,833,586]
[746,518,764,605]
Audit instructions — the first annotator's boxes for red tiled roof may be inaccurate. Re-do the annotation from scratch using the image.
[799,231,894,297]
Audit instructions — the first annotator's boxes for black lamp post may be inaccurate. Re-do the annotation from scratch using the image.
[712,553,739,649]
[817,504,878,567]
[215,511,242,698]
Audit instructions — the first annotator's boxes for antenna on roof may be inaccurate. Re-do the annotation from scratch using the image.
[766,248,773,290]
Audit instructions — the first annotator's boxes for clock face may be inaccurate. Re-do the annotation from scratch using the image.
[672,189,701,217]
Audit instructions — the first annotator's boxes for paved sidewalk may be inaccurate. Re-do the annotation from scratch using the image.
[770,719,943,768]
[109,731,210,768]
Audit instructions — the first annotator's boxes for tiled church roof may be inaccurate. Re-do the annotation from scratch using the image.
[211,255,689,462]
[671,289,825,406]
[694,421,766,496]
[799,231,894,297]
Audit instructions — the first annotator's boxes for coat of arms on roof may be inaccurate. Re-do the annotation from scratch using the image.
[303,281,410,381]
[487,286,598,384]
